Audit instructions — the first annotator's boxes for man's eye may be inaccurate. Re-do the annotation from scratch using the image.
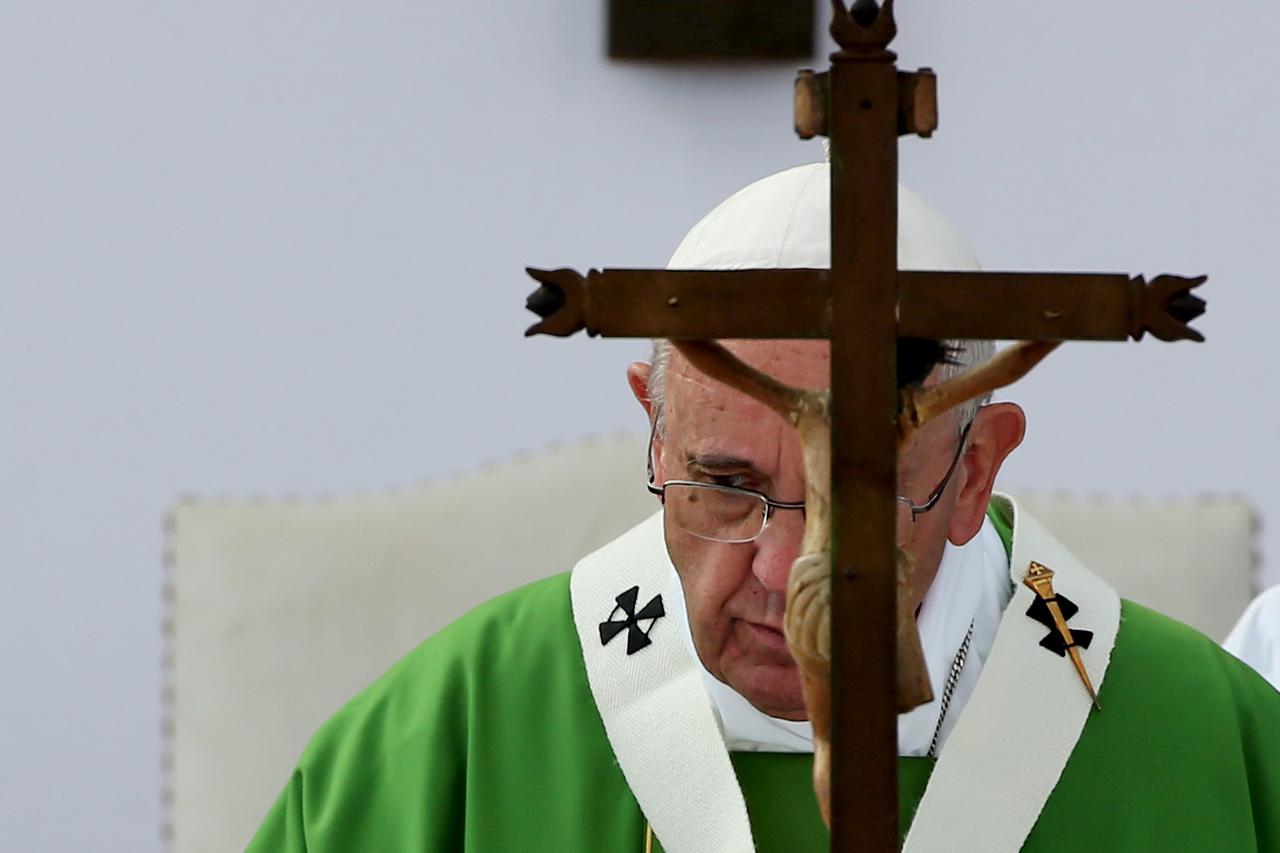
[707,473,754,490]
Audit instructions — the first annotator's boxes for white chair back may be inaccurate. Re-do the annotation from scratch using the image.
[164,433,1257,852]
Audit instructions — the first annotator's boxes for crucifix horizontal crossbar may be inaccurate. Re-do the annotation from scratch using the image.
[524,267,1206,343]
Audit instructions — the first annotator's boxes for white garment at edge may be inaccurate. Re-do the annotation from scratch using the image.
[667,516,1012,755]
[1224,584,1280,691]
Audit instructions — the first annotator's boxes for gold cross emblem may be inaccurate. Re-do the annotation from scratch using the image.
[1023,562,1101,709]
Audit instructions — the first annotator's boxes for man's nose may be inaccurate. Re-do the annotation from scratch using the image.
[750,511,804,592]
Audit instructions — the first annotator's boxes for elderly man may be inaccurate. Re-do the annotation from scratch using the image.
[249,164,1280,852]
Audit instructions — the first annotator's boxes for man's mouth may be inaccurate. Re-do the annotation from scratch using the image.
[741,620,789,652]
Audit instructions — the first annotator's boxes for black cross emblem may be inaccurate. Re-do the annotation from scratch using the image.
[599,586,665,655]
[1025,592,1094,657]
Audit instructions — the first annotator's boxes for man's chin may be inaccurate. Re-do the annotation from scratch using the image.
[721,661,809,721]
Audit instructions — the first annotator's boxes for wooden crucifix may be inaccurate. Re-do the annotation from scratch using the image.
[522,1,1206,849]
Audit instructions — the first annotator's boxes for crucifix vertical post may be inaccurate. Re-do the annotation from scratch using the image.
[827,19,903,848]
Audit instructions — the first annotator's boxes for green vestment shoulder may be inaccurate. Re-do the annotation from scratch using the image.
[251,570,1280,852]
[1029,599,1280,852]
[248,574,636,852]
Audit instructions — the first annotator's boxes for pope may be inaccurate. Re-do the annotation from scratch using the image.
[249,164,1280,852]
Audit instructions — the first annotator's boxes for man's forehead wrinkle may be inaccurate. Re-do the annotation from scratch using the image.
[664,368,725,400]
[661,364,732,430]
[721,339,831,390]
[665,339,831,395]
[664,362,783,428]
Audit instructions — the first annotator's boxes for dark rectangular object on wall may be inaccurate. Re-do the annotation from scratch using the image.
[609,0,813,59]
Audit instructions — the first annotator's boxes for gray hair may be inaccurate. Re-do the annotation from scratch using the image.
[647,337,995,437]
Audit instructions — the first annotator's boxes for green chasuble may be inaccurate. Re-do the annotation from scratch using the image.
[250,506,1280,852]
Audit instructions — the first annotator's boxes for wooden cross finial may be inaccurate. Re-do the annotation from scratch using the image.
[832,0,897,50]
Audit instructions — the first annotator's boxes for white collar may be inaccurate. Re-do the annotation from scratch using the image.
[666,516,1011,755]
[667,567,815,752]
[901,515,1012,755]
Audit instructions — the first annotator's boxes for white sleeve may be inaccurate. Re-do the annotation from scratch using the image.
[1223,584,1280,691]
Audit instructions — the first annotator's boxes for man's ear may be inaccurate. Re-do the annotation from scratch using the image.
[627,362,668,491]
[626,362,654,420]
[948,402,1026,546]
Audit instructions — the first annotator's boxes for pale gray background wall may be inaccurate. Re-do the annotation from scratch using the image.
[2,2,1276,850]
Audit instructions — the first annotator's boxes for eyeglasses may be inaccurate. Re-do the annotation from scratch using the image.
[896,419,973,524]
[646,418,973,545]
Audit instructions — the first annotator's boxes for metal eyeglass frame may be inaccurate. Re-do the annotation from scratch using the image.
[644,416,974,543]
[897,418,974,522]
